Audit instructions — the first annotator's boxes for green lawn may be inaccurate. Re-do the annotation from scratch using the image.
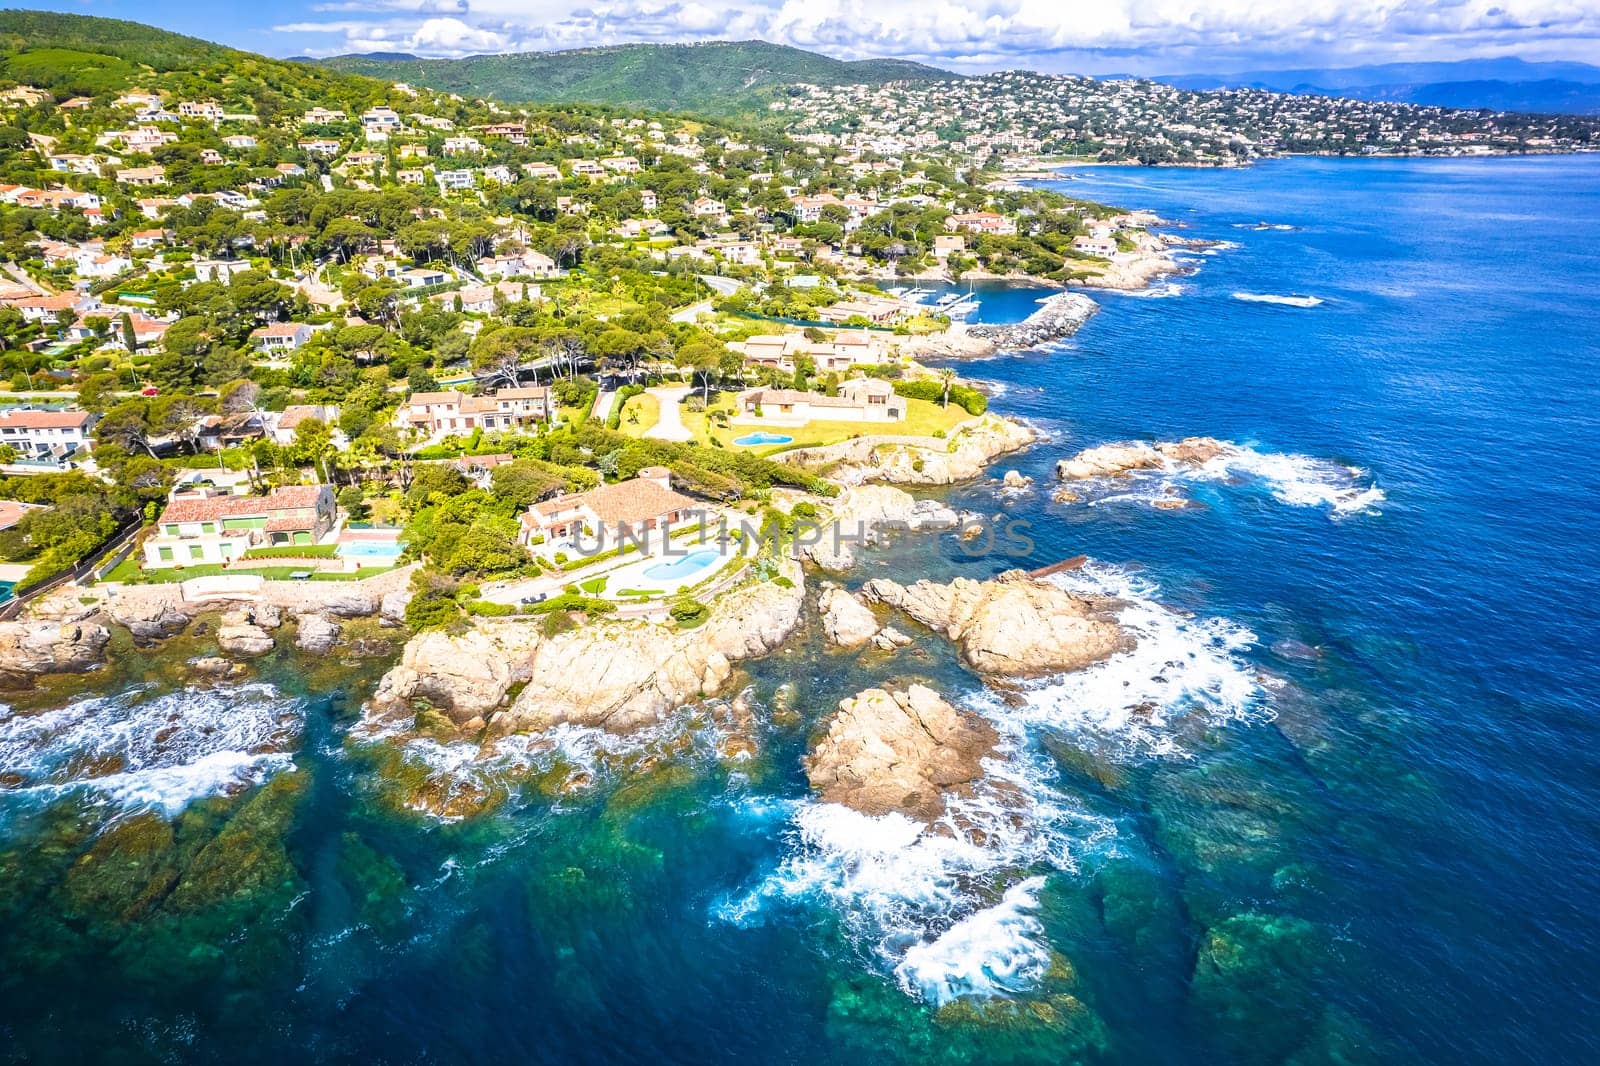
[680,394,968,456]
[99,557,397,584]
[617,392,660,436]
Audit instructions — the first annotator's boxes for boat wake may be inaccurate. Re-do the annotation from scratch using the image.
[720,564,1265,1004]
[1231,292,1323,308]
[0,683,303,819]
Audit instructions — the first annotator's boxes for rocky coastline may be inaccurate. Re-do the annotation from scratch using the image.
[786,413,1037,488]
[968,291,1100,351]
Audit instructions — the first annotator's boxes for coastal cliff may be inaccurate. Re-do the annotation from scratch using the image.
[367,558,806,737]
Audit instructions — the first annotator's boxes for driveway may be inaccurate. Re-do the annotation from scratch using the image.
[644,386,693,442]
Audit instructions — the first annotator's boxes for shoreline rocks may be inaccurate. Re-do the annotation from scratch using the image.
[1056,436,1231,482]
[295,614,342,654]
[800,484,963,570]
[804,684,998,822]
[0,620,111,682]
[367,559,806,737]
[861,569,1125,677]
[817,586,882,648]
[791,414,1037,488]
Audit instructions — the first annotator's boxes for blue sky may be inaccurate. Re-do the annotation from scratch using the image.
[19,0,1600,74]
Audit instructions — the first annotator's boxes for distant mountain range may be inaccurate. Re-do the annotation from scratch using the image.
[1157,58,1600,115]
[313,41,957,118]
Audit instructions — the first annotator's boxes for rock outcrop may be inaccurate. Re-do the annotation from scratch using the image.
[817,586,881,648]
[968,291,1099,351]
[317,592,379,619]
[106,599,192,643]
[0,620,110,680]
[295,614,342,654]
[800,484,962,570]
[368,560,806,736]
[1056,437,1230,480]
[804,684,998,822]
[860,569,1124,676]
[379,590,412,627]
[793,415,1036,488]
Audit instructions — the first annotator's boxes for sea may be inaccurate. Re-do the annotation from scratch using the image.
[2,155,1598,1064]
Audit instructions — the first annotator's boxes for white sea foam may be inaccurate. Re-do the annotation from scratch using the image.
[1194,447,1385,516]
[1231,291,1324,307]
[722,563,1259,1003]
[0,683,303,816]
[1118,282,1186,298]
[895,878,1052,1004]
[1002,563,1267,756]
[1067,441,1384,518]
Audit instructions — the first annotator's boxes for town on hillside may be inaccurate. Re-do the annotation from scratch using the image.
[0,22,1089,624]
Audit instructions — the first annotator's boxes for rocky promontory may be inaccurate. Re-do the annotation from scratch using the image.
[861,569,1125,676]
[367,559,806,737]
[789,414,1036,488]
[804,684,998,822]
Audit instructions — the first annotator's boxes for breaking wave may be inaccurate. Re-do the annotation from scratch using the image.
[1069,441,1385,518]
[1232,292,1323,307]
[721,563,1263,1004]
[0,683,303,818]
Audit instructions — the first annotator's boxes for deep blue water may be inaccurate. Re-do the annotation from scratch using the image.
[3,155,1599,1064]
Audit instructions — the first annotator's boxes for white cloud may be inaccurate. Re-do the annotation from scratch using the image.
[272,0,1600,70]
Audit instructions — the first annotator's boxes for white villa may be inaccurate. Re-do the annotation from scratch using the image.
[397,386,552,439]
[0,408,97,460]
[738,332,886,374]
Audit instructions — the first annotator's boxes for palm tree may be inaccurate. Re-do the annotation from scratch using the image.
[938,368,956,409]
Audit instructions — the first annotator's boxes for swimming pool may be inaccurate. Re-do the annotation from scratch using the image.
[640,548,722,581]
[732,432,794,447]
[338,541,406,562]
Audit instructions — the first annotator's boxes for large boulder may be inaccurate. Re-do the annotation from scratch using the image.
[379,590,413,627]
[1158,436,1230,464]
[216,622,274,658]
[804,684,997,822]
[106,598,192,643]
[860,569,1124,676]
[0,620,110,678]
[317,592,379,619]
[295,614,342,654]
[1056,443,1164,480]
[817,586,881,648]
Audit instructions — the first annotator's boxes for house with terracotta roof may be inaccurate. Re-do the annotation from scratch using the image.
[397,386,552,440]
[518,468,701,547]
[734,378,902,425]
[0,408,97,459]
[270,405,341,446]
[249,322,317,352]
[142,484,337,568]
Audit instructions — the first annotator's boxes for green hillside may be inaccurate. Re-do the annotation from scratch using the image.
[317,40,957,117]
[0,9,378,108]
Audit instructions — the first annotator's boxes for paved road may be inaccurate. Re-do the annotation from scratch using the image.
[670,299,712,324]
[644,386,693,442]
[591,389,617,424]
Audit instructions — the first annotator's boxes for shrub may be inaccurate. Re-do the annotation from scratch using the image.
[669,597,710,628]
[892,379,987,415]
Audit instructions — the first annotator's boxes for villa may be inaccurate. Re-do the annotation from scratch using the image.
[397,386,552,438]
[738,331,886,373]
[518,468,701,547]
[734,378,902,424]
[142,484,337,567]
[0,408,97,459]
[249,322,317,352]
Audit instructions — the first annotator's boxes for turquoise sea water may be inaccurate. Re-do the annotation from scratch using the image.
[2,156,1598,1063]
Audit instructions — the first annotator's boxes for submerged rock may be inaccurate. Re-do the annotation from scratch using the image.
[861,570,1125,677]
[818,586,882,648]
[804,684,997,822]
